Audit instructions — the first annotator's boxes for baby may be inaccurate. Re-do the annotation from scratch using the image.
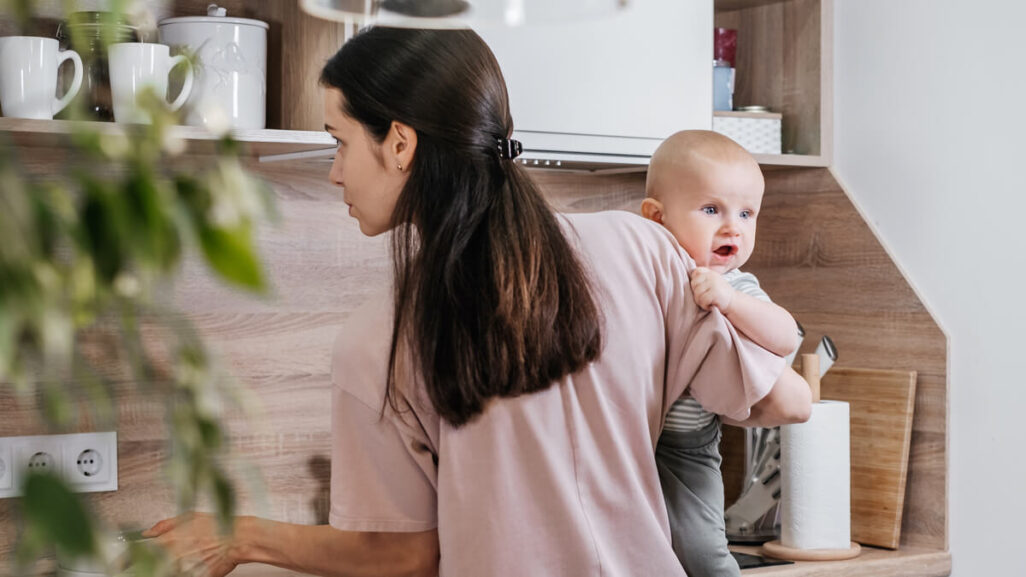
[643,130,799,576]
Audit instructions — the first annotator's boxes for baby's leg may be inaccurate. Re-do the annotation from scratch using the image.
[656,419,740,577]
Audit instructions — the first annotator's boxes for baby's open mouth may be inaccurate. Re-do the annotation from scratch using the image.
[714,245,737,257]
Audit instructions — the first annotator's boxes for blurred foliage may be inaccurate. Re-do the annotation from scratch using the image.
[1,1,276,574]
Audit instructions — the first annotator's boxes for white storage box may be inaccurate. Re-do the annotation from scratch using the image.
[713,110,782,155]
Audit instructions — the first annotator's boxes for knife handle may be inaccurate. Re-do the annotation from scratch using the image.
[801,353,821,403]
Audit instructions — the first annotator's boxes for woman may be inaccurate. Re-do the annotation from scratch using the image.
[146,27,811,577]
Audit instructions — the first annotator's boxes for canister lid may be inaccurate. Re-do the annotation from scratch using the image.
[158,4,268,30]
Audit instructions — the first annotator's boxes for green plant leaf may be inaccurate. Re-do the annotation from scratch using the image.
[212,469,236,534]
[198,223,265,292]
[80,179,126,284]
[21,472,97,558]
[124,166,181,271]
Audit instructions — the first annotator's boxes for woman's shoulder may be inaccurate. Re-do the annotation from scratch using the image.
[332,293,395,410]
[559,210,692,272]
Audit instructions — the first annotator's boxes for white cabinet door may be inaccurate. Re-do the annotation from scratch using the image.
[476,0,712,159]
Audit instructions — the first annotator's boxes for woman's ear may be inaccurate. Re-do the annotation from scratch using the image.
[641,198,664,224]
[387,121,417,172]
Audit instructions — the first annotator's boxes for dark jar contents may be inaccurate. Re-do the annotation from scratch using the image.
[56,12,137,121]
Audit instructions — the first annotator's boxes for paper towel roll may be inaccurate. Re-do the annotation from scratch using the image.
[780,400,850,550]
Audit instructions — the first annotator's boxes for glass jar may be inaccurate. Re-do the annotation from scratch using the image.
[56,12,137,121]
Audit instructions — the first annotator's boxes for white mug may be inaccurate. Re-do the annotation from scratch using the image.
[0,36,83,119]
[108,42,193,124]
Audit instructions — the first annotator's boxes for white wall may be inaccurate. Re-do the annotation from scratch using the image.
[834,1,1026,574]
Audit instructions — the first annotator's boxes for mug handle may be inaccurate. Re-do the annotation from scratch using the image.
[167,54,194,112]
[53,49,83,116]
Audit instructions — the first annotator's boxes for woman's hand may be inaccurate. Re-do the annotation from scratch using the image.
[143,513,241,577]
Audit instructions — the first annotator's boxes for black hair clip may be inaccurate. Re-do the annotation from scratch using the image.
[497,137,523,160]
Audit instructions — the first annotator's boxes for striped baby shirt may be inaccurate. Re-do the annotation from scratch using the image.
[662,268,771,432]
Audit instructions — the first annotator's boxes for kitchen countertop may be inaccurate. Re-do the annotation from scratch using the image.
[13,545,950,577]
[226,545,951,577]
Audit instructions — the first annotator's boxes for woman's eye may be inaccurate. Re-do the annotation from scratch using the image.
[702,206,717,215]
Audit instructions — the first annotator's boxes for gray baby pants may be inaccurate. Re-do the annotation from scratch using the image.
[655,418,741,577]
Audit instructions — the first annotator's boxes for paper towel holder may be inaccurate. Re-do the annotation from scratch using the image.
[760,354,862,562]
[762,539,861,562]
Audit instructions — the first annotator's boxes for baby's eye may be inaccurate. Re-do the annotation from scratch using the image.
[740,209,753,219]
[702,206,718,215]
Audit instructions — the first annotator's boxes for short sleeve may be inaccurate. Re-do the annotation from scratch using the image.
[728,270,771,303]
[329,386,438,532]
[657,237,785,422]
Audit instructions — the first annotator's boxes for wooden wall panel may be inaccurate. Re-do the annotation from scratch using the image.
[0,164,946,558]
[0,164,648,561]
[719,167,948,551]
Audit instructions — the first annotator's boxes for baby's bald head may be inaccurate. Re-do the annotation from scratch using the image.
[646,130,762,202]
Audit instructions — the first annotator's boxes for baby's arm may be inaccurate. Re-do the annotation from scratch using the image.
[690,267,799,356]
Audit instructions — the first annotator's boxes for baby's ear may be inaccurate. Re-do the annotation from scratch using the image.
[641,197,664,224]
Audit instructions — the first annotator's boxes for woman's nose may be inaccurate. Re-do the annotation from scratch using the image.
[328,158,343,186]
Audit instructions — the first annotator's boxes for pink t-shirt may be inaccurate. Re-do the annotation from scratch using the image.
[329,211,783,576]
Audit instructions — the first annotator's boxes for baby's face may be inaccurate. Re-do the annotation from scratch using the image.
[657,160,764,274]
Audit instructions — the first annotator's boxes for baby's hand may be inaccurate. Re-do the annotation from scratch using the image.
[690,267,735,313]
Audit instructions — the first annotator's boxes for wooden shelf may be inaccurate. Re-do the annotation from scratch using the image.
[714,0,833,164]
[716,0,792,13]
[0,117,335,160]
[730,545,950,576]
[752,153,829,167]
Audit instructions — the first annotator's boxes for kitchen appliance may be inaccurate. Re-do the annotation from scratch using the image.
[56,11,138,121]
[0,36,82,119]
[158,4,268,130]
[300,0,629,28]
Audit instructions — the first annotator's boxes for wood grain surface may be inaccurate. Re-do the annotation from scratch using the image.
[0,159,946,560]
[719,167,948,553]
[820,368,918,549]
[715,0,827,158]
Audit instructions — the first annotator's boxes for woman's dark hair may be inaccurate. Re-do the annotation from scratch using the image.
[321,27,602,427]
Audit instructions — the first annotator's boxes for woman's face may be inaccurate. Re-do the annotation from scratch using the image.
[323,87,409,236]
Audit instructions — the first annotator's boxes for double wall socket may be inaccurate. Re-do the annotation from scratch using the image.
[0,432,117,499]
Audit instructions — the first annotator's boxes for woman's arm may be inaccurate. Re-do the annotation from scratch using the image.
[144,513,438,577]
[722,366,812,428]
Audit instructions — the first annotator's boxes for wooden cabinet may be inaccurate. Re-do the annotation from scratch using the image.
[714,0,832,167]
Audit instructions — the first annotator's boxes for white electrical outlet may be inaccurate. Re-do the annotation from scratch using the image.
[62,432,117,491]
[0,441,12,491]
[0,432,117,498]
[16,437,64,487]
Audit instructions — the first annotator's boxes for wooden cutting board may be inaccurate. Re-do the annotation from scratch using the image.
[819,367,917,549]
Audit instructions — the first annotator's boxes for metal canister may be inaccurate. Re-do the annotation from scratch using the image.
[56,12,137,121]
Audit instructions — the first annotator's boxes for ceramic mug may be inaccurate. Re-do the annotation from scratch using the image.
[107,42,193,124]
[0,36,83,119]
